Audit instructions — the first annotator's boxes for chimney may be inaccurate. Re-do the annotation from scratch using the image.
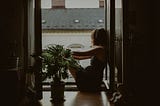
[52,0,65,9]
[99,0,104,8]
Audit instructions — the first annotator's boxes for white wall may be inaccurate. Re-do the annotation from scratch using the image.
[42,32,91,67]
[42,32,91,49]
[41,0,52,8]
[65,0,99,8]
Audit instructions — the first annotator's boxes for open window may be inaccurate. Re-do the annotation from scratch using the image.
[41,0,107,89]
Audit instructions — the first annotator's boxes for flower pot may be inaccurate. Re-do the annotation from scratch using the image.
[50,81,65,102]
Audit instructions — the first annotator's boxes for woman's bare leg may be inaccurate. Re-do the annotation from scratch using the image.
[68,67,77,80]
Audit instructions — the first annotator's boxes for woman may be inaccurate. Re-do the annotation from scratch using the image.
[69,28,108,92]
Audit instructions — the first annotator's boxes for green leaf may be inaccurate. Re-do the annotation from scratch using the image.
[41,44,81,83]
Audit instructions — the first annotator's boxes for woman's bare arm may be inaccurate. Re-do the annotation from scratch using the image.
[72,46,103,57]
[73,55,92,60]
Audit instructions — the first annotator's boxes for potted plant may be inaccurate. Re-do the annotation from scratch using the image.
[40,44,80,102]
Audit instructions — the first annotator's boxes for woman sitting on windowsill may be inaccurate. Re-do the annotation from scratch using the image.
[69,28,108,92]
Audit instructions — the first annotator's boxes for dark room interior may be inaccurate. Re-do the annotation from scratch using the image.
[0,0,159,106]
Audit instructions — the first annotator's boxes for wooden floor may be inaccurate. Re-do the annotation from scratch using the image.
[20,91,113,106]
[19,78,113,106]
[39,91,111,106]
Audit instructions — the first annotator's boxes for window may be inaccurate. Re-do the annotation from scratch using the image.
[41,0,105,88]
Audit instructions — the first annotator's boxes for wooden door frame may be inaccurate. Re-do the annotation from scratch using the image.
[106,0,116,92]
[34,0,42,99]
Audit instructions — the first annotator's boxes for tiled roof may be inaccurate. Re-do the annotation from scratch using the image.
[42,8,105,30]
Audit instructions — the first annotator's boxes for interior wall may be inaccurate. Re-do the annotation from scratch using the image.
[123,0,158,105]
[0,0,26,105]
